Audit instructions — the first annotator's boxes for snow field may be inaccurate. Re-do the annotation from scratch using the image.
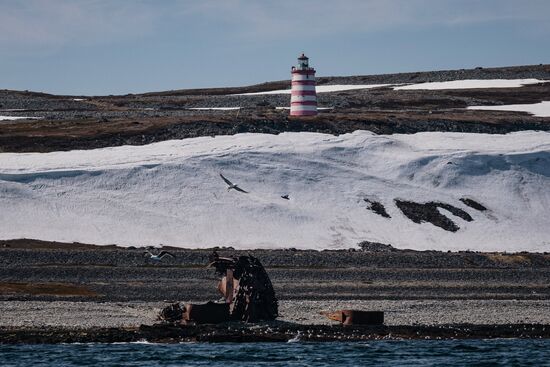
[0,131,548,251]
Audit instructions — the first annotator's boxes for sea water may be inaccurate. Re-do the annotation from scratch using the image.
[1,340,549,366]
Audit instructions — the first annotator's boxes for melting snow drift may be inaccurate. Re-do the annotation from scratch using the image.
[237,79,547,95]
[0,131,549,251]
[237,84,394,95]
[0,116,40,121]
[394,79,546,90]
[468,101,550,117]
[188,107,241,111]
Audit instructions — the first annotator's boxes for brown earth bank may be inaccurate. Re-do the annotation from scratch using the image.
[1,64,549,153]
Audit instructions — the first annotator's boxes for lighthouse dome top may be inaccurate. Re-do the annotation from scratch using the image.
[294,53,312,71]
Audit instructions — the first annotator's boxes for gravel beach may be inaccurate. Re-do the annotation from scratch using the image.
[1,64,549,153]
[1,240,549,331]
[1,299,549,329]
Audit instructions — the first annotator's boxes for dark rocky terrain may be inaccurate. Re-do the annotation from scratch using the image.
[1,239,549,303]
[1,239,549,342]
[1,64,549,153]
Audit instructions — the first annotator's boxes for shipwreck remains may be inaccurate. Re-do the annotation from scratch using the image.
[160,251,278,324]
[321,310,384,326]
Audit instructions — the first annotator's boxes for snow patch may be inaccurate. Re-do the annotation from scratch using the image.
[0,116,41,121]
[188,107,240,111]
[275,107,333,110]
[236,84,394,95]
[467,101,550,117]
[394,79,547,90]
[236,79,547,95]
[0,131,549,252]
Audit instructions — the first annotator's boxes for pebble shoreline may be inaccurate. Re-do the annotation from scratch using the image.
[1,299,549,329]
[1,240,549,342]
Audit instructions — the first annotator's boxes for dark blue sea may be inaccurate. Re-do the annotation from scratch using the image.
[1,340,549,366]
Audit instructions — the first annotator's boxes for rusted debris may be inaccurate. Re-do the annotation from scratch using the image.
[208,251,278,322]
[183,302,231,324]
[320,310,384,326]
[158,302,184,323]
[158,302,231,325]
[159,251,278,324]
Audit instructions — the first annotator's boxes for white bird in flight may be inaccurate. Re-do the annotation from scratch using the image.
[143,250,175,261]
[220,173,248,193]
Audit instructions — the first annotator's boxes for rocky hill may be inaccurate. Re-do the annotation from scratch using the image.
[0,64,549,153]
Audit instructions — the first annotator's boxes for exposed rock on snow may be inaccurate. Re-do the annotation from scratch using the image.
[357,241,396,252]
[395,200,473,232]
[0,130,548,251]
[364,198,391,218]
[460,198,487,212]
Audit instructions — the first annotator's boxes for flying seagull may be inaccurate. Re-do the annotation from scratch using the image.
[219,173,248,193]
[144,250,175,261]
[281,195,290,200]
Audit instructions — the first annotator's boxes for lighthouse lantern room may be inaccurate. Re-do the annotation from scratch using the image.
[290,53,317,116]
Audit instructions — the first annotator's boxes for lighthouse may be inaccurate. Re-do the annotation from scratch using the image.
[290,53,317,116]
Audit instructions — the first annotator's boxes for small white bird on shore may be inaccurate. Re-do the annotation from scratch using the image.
[220,173,248,193]
[143,250,175,261]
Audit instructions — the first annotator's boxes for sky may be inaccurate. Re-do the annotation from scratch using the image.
[1,0,549,95]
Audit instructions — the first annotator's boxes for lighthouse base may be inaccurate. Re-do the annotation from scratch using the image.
[290,110,318,116]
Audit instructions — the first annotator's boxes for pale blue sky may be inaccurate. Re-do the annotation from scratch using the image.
[1,0,549,95]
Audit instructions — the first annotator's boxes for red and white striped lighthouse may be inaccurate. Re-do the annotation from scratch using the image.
[290,53,317,116]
